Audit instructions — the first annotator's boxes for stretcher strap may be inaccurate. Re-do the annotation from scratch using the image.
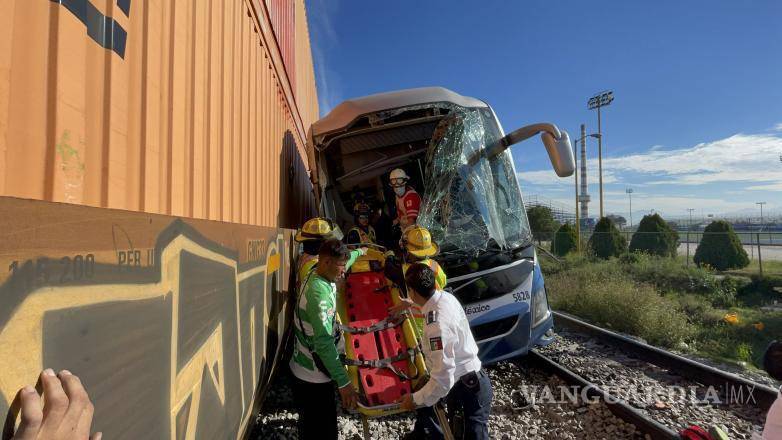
[342,348,421,380]
[337,312,408,334]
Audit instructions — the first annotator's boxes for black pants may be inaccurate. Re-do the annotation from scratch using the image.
[292,376,337,440]
[412,369,493,440]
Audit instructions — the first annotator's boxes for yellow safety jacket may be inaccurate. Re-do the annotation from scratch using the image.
[347,226,376,245]
[403,257,447,290]
[296,253,318,286]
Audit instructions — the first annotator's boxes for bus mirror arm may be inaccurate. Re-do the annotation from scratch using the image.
[469,123,575,177]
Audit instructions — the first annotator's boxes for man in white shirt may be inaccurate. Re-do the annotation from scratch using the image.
[761,340,782,439]
[392,263,493,440]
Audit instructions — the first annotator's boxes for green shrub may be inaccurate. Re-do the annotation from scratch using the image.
[552,223,578,257]
[547,269,694,347]
[527,205,559,244]
[587,217,627,259]
[737,275,782,306]
[694,221,749,271]
[619,253,738,306]
[629,213,680,257]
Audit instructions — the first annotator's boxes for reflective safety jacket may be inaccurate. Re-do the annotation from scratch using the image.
[289,249,364,386]
[395,187,421,228]
[346,225,376,245]
[403,257,447,290]
[296,253,318,287]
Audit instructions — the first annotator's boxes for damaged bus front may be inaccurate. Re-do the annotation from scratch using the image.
[307,87,574,363]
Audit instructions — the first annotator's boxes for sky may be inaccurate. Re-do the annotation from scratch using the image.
[305,0,782,222]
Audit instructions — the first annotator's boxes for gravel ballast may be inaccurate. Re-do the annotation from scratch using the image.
[257,358,648,439]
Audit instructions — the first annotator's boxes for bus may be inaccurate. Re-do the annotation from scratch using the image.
[306,87,575,363]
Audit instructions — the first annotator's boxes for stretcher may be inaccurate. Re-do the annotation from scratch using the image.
[337,246,453,439]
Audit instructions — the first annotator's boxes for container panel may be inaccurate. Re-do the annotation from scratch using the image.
[0,0,318,228]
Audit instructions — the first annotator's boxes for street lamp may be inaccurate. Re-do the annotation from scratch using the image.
[588,90,614,218]
[626,188,634,228]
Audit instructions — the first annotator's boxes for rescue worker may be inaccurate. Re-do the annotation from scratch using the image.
[391,263,492,440]
[385,226,447,290]
[345,203,376,245]
[289,239,367,440]
[389,168,421,229]
[294,217,335,285]
[371,200,394,249]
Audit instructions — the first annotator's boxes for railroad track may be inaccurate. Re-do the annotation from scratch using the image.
[520,311,778,439]
[552,311,778,412]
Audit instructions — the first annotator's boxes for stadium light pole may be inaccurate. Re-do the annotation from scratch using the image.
[588,90,614,219]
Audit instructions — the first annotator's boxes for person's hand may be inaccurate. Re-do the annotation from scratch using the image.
[396,393,416,411]
[338,384,358,411]
[12,369,102,440]
[388,297,418,317]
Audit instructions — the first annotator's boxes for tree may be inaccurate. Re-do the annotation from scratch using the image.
[526,205,558,244]
[694,220,749,271]
[588,217,627,259]
[552,223,578,256]
[629,213,680,257]
[606,214,627,229]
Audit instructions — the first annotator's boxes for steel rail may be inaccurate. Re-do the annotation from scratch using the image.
[553,311,779,411]
[526,349,680,440]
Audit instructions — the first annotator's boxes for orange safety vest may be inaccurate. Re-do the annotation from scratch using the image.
[395,187,421,228]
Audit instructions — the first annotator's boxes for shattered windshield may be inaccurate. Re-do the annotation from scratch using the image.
[418,107,531,259]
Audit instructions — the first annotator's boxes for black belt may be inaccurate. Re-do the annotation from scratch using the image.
[458,369,484,389]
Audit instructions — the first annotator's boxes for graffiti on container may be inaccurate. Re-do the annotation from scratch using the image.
[0,199,294,440]
[55,130,85,204]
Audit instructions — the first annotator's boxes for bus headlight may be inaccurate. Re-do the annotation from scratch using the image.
[532,285,551,328]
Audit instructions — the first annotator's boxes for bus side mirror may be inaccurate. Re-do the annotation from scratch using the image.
[541,130,575,177]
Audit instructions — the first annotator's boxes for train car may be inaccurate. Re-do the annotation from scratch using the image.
[0,0,318,438]
[308,87,575,364]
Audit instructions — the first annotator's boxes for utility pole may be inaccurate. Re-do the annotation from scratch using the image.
[579,125,590,228]
[574,126,580,252]
[588,91,614,219]
[626,188,633,229]
[687,208,695,266]
[757,201,767,244]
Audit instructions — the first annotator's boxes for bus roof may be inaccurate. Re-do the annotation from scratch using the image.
[310,86,488,139]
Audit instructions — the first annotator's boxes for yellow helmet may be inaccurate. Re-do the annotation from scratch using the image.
[295,217,335,242]
[401,225,439,258]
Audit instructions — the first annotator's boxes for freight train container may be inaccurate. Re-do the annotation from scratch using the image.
[0,1,318,438]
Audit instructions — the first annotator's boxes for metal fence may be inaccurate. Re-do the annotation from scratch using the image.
[543,230,782,277]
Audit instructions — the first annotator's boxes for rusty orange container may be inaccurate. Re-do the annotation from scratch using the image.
[0,1,319,439]
[0,0,318,228]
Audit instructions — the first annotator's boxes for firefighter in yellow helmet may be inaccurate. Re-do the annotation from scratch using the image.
[399,225,447,289]
[384,226,447,290]
[345,202,376,245]
[294,217,335,285]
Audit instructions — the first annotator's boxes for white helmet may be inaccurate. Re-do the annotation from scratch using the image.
[389,168,410,187]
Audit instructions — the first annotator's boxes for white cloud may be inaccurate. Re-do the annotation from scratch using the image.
[602,133,782,185]
[773,122,782,132]
[518,162,618,186]
[746,182,782,191]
